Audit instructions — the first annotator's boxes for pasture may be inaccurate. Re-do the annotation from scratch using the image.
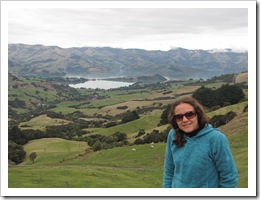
[9,101,248,188]
[8,73,249,189]
[9,141,165,188]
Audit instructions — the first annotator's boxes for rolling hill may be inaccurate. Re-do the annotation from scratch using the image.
[8,43,248,79]
[8,72,249,188]
[8,101,248,188]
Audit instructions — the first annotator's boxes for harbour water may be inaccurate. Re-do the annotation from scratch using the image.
[69,80,134,90]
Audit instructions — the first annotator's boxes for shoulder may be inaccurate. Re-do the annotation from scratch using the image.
[204,124,228,142]
[167,129,175,140]
[206,126,229,147]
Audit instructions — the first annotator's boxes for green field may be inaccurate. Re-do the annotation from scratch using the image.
[8,73,249,188]
[9,102,248,188]
[9,140,165,188]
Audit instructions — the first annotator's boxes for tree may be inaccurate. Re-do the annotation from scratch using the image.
[92,141,103,151]
[192,86,217,108]
[8,126,28,145]
[112,132,127,142]
[121,110,140,124]
[209,111,237,128]
[134,138,144,145]
[29,152,37,163]
[159,104,171,125]
[217,84,245,106]
[192,84,245,108]
[8,141,26,164]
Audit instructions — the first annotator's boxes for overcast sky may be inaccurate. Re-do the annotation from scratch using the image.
[7,2,249,52]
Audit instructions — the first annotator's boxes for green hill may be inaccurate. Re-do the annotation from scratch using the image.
[9,44,247,79]
[8,72,249,188]
[9,101,248,188]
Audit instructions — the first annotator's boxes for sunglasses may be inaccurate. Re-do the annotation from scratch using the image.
[173,110,197,122]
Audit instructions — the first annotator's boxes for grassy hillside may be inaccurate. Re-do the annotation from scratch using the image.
[9,140,165,188]
[19,115,71,131]
[8,72,249,188]
[19,138,87,165]
[9,101,248,188]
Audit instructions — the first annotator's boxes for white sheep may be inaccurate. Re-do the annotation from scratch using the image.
[132,148,136,151]
[150,145,154,148]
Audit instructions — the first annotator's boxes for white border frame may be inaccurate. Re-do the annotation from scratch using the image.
[1,1,256,197]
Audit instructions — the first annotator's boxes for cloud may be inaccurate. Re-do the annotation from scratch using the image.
[7,6,248,51]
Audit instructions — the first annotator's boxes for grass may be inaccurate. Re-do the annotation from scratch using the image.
[19,115,71,131]
[219,110,248,188]
[20,138,87,165]
[207,101,248,118]
[85,109,163,138]
[9,141,165,188]
[9,100,249,188]
[8,79,249,188]
[9,109,248,188]
[9,165,163,188]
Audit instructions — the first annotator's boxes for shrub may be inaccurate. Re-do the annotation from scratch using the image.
[105,121,117,128]
[192,84,245,108]
[134,138,144,145]
[117,106,128,110]
[121,110,140,124]
[8,141,26,164]
[135,129,145,138]
[209,111,237,128]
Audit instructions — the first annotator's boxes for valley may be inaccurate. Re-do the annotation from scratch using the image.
[7,72,248,188]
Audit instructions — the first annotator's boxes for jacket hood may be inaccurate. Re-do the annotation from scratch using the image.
[184,124,214,139]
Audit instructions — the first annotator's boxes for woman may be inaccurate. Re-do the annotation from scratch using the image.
[162,96,238,188]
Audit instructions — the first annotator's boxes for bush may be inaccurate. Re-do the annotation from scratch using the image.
[117,106,128,110]
[92,141,103,151]
[105,121,117,128]
[192,84,245,108]
[209,111,237,128]
[29,152,37,163]
[8,141,26,164]
[134,138,144,145]
[159,104,171,125]
[121,110,140,124]
[135,129,145,138]
[86,132,128,151]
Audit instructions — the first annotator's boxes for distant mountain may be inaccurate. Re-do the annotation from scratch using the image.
[8,44,248,79]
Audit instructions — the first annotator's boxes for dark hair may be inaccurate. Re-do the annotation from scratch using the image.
[168,96,209,147]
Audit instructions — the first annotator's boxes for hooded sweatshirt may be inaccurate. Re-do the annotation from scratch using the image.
[162,124,238,188]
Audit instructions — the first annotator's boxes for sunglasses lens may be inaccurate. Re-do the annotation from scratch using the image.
[174,111,196,122]
[174,115,183,122]
[185,111,196,119]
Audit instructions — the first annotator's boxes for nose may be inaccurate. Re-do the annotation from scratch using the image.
[182,116,189,121]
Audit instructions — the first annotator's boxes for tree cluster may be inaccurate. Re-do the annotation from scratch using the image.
[134,128,170,145]
[121,110,140,124]
[209,111,237,128]
[86,132,129,151]
[8,140,26,165]
[192,84,245,108]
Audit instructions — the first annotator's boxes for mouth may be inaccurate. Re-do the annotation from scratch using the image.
[182,123,192,127]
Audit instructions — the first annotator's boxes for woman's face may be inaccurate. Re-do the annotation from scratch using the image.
[174,103,199,133]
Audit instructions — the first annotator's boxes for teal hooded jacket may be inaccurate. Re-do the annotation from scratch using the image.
[162,124,238,188]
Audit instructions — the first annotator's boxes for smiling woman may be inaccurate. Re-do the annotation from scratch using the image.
[163,96,238,188]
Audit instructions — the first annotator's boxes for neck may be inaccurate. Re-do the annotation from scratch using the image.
[182,127,201,137]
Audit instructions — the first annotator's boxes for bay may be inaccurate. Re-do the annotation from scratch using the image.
[69,80,134,90]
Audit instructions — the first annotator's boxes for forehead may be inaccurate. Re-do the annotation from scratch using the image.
[175,103,194,114]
